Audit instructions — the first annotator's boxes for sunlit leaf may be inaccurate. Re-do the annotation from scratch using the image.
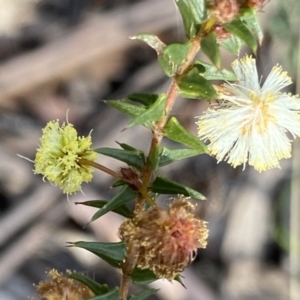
[95,147,145,169]
[152,175,206,200]
[91,186,137,221]
[177,67,217,99]
[127,94,166,128]
[69,273,109,296]
[201,32,220,67]
[164,117,207,151]
[68,242,126,268]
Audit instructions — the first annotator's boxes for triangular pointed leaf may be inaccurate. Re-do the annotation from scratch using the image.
[219,34,243,55]
[129,289,158,300]
[195,61,237,81]
[201,32,220,67]
[164,117,207,151]
[104,100,150,126]
[189,0,207,24]
[158,42,192,77]
[75,200,133,218]
[177,67,217,100]
[131,33,165,55]
[224,17,257,53]
[159,147,206,167]
[91,186,137,221]
[95,147,145,169]
[175,0,197,38]
[240,8,263,45]
[89,287,119,300]
[68,241,126,268]
[69,273,109,296]
[117,142,138,151]
[127,94,166,128]
[126,93,158,107]
[152,175,206,200]
[131,268,158,285]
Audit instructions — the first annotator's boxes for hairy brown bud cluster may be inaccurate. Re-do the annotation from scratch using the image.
[34,269,94,300]
[119,196,209,280]
[209,0,240,24]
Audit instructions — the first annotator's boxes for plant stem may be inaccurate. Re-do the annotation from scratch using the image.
[141,31,202,197]
[120,31,203,299]
[79,159,121,179]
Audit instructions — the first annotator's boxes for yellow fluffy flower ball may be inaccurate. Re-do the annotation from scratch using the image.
[34,120,97,194]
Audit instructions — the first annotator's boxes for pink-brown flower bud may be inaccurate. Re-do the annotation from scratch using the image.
[119,196,209,280]
[209,0,240,24]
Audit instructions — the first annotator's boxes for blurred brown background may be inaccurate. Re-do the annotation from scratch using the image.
[0,0,299,299]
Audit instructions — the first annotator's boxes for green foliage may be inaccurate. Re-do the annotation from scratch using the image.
[75,200,133,218]
[151,175,206,200]
[131,33,165,55]
[90,185,137,221]
[200,32,221,68]
[159,147,205,167]
[158,42,192,77]
[127,94,166,128]
[95,147,145,169]
[33,2,268,299]
[219,34,244,55]
[177,67,217,99]
[240,8,263,44]
[126,93,158,107]
[68,241,126,268]
[128,289,159,300]
[164,117,207,151]
[195,61,237,81]
[104,94,166,129]
[175,0,207,38]
[224,17,258,53]
[69,273,109,295]
[89,288,120,300]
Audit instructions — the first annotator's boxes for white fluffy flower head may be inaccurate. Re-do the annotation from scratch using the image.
[196,55,300,172]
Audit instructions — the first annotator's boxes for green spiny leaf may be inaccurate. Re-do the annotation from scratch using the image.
[224,17,258,53]
[127,94,166,128]
[95,147,145,169]
[200,31,220,68]
[128,289,158,300]
[189,0,207,24]
[219,34,243,55]
[177,67,217,100]
[131,268,158,285]
[69,273,109,296]
[158,42,192,77]
[240,7,263,45]
[68,242,126,268]
[164,117,207,151]
[126,93,158,107]
[195,61,237,81]
[75,200,133,218]
[151,175,206,200]
[88,287,119,300]
[159,147,206,167]
[175,0,197,38]
[91,185,137,222]
[104,100,151,127]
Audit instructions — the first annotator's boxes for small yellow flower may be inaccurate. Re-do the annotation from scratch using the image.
[34,120,97,194]
[34,269,94,300]
[119,196,208,280]
[196,55,300,172]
